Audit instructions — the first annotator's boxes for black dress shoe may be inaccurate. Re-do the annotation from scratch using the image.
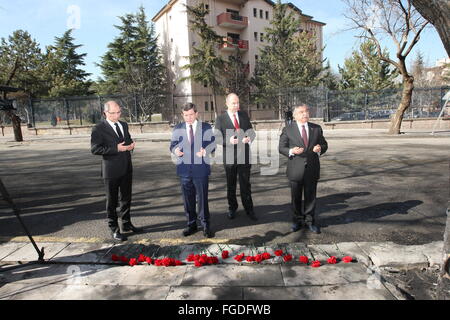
[203,228,214,238]
[246,211,258,221]
[112,231,127,241]
[227,210,237,219]
[308,224,321,234]
[182,225,198,237]
[122,224,142,233]
[291,223,302,232]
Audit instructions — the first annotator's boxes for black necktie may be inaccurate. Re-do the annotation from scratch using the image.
[114,123,124,143]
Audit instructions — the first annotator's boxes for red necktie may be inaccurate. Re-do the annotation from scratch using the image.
[189,124,194,144]
[302,125,308,148]
[233,114,240,130]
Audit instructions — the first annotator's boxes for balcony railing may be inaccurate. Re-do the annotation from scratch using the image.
[217,12,248,29]
[219,37,249,51]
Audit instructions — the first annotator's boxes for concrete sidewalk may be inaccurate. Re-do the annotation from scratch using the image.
[0,240,444,300]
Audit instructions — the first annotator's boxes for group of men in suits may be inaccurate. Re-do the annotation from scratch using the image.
[90,94,328,241]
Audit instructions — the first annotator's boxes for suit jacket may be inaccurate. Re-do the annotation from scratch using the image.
[214,110,256,165]
[279,121,328,182]
[91,119,133,179]
[170,121,216,178]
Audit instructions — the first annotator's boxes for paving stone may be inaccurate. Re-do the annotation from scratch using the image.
[3,242,69,262]
[417,241,444,267]
[0,283,65,300]
[166,286,243,300]
[0,242,28,261]
[336,242,371,265]
[181,265,284,287]
[281,263,369,286]
[54,284,171,300]
[117,265,187,286]
[0,264,74,285]
[67,265,129,286]
[50,243,114,263]
[243,283,396,300]
[357,242,429,269]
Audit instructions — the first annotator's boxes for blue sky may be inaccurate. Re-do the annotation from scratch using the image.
[0,0,447,81]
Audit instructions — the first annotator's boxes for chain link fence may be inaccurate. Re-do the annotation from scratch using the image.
[2,86,448,128]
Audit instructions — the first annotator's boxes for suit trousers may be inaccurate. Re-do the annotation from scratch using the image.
[224,164,253,213]
[104,171,132,232]
[289,168,317,225]
[180,176,210,229]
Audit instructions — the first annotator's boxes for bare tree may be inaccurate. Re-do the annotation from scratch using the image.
[411,0,450,55]
[342,0,429,134]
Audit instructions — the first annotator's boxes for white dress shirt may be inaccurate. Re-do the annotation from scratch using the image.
[186,120,198,144]
[106,119,124,138]
[289,121,314,157]
[227,111,239,127]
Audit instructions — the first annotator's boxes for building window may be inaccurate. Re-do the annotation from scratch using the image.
[257,102,260,110]
[205,101,209,111]
[254,32,258,41]
[255,55,258,60]
[260,33,264,42]
[253,8,257,17]
[265,11,269,20]
[210,101,214,111]
[260,9,263,19]
[203,81,208,88]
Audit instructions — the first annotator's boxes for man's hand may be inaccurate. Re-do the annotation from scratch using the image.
[292,146,304,155]
[196,147,206,158]
[174,147,184,157]
[117,142,128,152]
[230,136,239,145]
[313,144,321,153]
[127,142,136,151]
[242,136,251,144]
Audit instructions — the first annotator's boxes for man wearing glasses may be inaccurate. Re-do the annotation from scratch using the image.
[91,100,141,241]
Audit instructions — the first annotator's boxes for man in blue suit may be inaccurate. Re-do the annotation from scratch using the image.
[170,103,216,238]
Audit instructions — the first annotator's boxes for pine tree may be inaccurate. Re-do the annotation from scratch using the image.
[338,40,398,90]
[252,0,327,118]
[45,29,92,97]
[180,3,226,118]
[98,6,167,121]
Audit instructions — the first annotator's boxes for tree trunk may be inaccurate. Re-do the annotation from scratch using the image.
[388,76,414,134]
[411,0,450,56]
[5,110,23,142]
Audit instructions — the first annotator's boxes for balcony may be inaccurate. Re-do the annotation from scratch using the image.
[217,12,248,30]
[219,37,249,52]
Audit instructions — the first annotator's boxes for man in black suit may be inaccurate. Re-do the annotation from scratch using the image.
[170,103,216,238]
[91,100,141,241]
[279,104,328,234]
[214,93,257,221]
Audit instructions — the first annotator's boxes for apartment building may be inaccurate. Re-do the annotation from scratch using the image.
[152,0,325,121]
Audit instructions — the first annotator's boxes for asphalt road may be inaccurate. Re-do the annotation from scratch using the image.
[0,130,448,246]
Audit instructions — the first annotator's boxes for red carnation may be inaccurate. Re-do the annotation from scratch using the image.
[154,259,162,266]
[283,254,293,262]
[246,256,255,262]
[299,256,309,264]
[234,253,245,262]
[175,260,183,266]
[311,260,321,268]
[138,254,146,263]
[145,257,153,264]
[342,256,353,263]
[222,250,229,259]
[274,250,284,256]
[162,257,173,267]
[254,254,263,263]
[111,254,120,262]
[262,252,271,260]
[129,258,138,267]
[209,256,219,264]
[186,254,195,262]
[120,256,129,263]
[194,260,203,267]
[199,256,208,265]
[327,256,337,264]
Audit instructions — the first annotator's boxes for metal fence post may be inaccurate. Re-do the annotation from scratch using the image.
[64,98,70,126]
[29,97,35,128]
[133,93,138,123]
